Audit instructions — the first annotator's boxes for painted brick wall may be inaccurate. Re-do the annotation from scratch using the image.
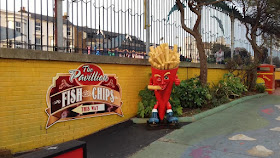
[275,71,280,80]
[0,58,228,153]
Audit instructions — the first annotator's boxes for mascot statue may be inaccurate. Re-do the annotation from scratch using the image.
[147,43,180,125]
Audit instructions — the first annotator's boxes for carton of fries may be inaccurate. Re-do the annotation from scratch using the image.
[148,43,180,70]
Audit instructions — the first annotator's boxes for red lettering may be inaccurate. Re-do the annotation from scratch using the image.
[91,106,98,111]
[82,107,90,112]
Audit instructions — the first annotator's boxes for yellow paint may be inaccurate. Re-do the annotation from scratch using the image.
[0,59,229,153]
[256,77,265,84]
[266,89,274,91]
[257,73,274,75]
[264,76,271,81]
[275,72,280,80]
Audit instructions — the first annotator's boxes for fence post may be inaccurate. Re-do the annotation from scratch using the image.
[270,35,273,65]
[56,0,63,52]
[145,0,150,57]
[230,15,234,59]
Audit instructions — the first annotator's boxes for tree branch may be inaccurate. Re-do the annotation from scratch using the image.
[188,1,200,15]
[176,0,196,36]
[245,23,252,43]
[199,0,230,7]
[193,9,201,31]
[187,1,201,31]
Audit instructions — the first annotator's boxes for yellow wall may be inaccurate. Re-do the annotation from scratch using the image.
[0,58,228,153]
[275,71,280,80]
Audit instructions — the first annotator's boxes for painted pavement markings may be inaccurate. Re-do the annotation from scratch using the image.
[130,95,280,158]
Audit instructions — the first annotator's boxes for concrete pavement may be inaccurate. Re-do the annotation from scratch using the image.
[130,95,280,158]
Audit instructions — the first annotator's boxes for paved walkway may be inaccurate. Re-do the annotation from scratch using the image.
[130,95,280,158]
[272,88,280,96]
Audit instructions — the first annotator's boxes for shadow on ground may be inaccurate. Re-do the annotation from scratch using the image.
[79,120,189,158]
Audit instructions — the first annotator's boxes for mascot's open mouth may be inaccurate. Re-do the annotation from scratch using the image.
[159,84,167,90]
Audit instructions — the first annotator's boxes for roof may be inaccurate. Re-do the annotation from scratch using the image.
[29,12,73,26]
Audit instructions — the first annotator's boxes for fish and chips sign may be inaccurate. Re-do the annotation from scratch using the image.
[46,64,123,129]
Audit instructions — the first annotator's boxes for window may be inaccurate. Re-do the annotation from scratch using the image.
[15,22,21,32]
[36,38,41,45]
[67,27,71,36]
[15,41,22,48]
[35,38,41,50]
[87,33,93,39]
[66,40,71,47]
[66,40,72,52]
[35,22,41,31]
[50,39,54,46]
[8,21,13,28]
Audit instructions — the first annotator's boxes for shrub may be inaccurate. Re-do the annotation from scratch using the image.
[173,77,211,108]
[220,73,247,98]
[137,87,157,118]
[211,73,247,106]
[169,86,183,116]
[137,74,247,118]
[210,84,230,107]
[137,87,183,118]
[256,84,266,93]
[225,50,260,91]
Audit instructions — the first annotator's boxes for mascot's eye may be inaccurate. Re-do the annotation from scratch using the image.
[164,76,169,80]
[157,78,161,82]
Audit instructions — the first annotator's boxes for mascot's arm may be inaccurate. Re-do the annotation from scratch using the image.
[175,75,180,86]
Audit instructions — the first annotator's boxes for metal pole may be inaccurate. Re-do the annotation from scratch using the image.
[145,0,150,57]
[56,0,63,52]
[47,0,49,50]
[270,35,273,65]
[6,0,8,48]
[230,15,234,59]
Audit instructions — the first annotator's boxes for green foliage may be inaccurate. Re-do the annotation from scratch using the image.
[137,87,183,118]
[273,57,280,68]
[170,86,183,116]
[207,56,216,64]
[137,87,157,118]
[225,49,259,91]
[137,77,211,118]
[220,73,248,98]
[264,56,280,68]
[211,73,247,107]
[173,78,211,108]
[260,47,269,64]
[256,84,266,93]
[210,84,230,107]
[137,74,248,118]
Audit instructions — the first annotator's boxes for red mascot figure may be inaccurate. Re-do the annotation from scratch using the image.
[147,43,180,124]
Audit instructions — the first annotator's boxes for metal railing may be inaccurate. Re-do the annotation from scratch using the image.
[0,0,271,63]
[0,0,147,58]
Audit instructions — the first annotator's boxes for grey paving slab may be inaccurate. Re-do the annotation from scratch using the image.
[181,146,258,158]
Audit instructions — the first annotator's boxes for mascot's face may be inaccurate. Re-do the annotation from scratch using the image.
[153,71,171,90]
[151,67,178,91]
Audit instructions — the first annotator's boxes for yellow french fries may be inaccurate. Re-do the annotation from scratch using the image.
[148,43,180,70]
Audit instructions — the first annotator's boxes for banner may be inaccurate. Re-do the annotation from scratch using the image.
[46,64,123,129]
